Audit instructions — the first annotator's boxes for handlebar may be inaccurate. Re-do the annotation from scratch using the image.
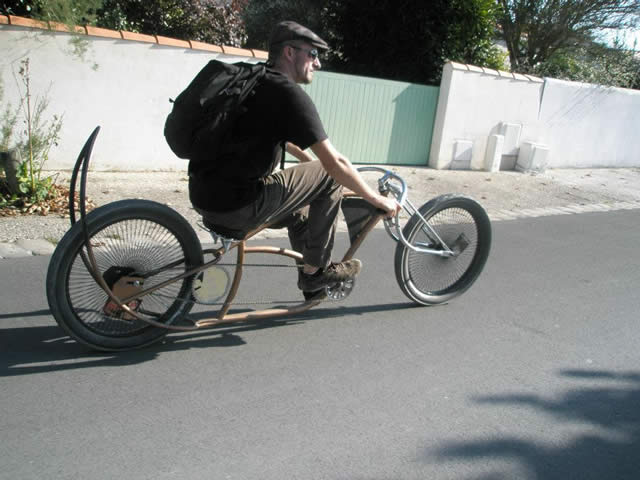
[356,166,454,257]
[356,166,408,208]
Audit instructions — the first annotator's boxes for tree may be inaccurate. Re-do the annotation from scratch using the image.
[533,40,640,89]
[95,0,248,47]
[440,0,507,71]
[1,0,102,25]
[497,0,640,73]
[243,0,504,84]
[1,0,248,47]
[322,0,504,84]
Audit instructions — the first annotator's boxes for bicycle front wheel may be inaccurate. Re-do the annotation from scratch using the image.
[46,199,203,351]
[394,194,491,305]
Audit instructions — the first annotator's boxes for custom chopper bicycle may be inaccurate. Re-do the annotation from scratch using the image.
[46,128,492,351]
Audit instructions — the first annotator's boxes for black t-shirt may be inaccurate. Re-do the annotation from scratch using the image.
[189,69,328,212]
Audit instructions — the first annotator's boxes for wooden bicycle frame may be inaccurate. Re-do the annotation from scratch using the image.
[70,127,385,331]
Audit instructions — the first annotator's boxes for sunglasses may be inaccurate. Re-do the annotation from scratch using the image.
[288,45,320,60]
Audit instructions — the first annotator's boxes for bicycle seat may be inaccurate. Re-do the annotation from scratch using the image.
[201,217,247,241]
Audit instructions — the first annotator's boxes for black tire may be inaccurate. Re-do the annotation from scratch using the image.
[394,195,491,305]
[46,199,203,351]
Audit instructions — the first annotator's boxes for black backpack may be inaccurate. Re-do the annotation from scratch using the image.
[164,60,267,160]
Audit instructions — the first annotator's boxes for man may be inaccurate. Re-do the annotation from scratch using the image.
[189,21,399,299]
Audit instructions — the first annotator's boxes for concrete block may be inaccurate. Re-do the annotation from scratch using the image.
[516,142,550,173]
[485,134,504,172]
[451,140,473,170]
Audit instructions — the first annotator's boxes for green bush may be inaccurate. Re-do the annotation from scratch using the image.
[0,58,63,211]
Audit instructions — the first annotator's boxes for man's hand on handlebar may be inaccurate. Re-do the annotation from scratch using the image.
[376,195,402,218]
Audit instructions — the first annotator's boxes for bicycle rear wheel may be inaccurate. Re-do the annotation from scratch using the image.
[394,194,491,305]
[46,199,203,351]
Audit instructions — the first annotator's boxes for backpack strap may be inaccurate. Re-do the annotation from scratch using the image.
[280,141,286,170]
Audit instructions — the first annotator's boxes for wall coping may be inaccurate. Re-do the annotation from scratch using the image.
[1,14,268,60]
[447,61,542,83]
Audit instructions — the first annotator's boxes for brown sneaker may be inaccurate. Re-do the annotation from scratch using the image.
[298,259,362,293]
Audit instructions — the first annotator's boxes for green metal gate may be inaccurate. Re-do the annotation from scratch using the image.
[301,71,439,166]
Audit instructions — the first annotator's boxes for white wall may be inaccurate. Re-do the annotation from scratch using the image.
[0,24,262,171]
[540,78,640,168]
[430,61,640,170]
[3,23,640,172]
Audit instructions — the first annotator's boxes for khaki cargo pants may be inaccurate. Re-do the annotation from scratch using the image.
[196,160,343,269]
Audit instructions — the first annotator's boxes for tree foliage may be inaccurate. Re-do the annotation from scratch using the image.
[243,0,325,52]
[1,0,248,47]
[445,0,507,71]
[320,0,503,84]
[497,0,640,72]
[242,0,504,84]
[1,0,102,25]
[533,42,640,89]
[96,0,248,47]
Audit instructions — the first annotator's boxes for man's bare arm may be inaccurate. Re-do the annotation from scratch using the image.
[310,139,400,216]
[286,142,315,163]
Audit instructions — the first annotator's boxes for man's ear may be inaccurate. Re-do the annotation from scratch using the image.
[283,45,295,61]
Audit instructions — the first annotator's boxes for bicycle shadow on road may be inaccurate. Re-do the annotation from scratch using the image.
[0,301,423,377]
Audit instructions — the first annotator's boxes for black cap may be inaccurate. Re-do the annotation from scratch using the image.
[269,21,329,50]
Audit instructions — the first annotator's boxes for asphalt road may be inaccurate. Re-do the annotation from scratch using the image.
[1,210,639,480]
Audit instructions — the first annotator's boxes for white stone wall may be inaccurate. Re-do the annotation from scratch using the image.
[539,78,640,168]
[430,62,640,170]
[3,20,639,172]
[1,23,263,171]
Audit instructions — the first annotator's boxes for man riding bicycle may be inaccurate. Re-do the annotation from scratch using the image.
[189,21,400,299]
